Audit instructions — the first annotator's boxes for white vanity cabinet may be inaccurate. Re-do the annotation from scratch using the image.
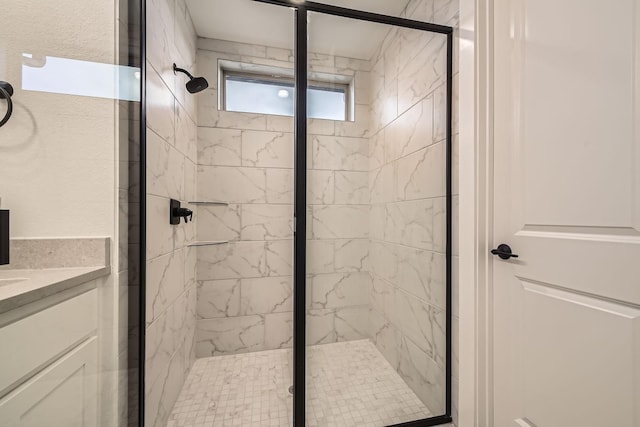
[0,287,99,427]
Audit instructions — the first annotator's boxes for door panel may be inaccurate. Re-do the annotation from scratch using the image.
[493,0,640,425]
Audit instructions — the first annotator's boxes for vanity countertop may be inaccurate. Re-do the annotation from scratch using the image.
[0,266,110,314]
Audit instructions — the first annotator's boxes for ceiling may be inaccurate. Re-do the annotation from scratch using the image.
[185,0,412,60]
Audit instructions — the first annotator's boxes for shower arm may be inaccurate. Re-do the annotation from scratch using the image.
[173,63,195,80]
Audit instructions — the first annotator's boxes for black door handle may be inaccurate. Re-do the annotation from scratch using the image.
[491,244,519,260]
[0,81,14,128]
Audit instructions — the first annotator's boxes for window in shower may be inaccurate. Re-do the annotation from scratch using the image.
[222,69,350,120]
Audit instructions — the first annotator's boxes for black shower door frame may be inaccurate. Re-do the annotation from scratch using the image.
[251,1,454,426]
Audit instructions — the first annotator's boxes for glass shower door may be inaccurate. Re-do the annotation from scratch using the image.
[304,8,450,426]
[0,1,141,425]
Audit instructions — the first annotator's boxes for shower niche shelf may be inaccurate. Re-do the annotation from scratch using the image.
[187,240,229,247]
[187,201,228,206]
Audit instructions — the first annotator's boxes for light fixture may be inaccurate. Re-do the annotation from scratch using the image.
[278,89,290,98]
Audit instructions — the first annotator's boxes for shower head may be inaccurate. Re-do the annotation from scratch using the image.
[173,63,209,94]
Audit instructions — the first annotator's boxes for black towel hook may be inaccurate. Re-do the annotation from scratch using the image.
[0,81,14,128]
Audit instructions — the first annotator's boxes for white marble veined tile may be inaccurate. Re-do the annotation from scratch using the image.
[241,204,293,241]
[146,249,186,324]
[335,306,369,341]
[404,0,434,22]
[170,288,196,354]
[265,240,293,277]
[369,131,385,171]
[185,246,198,289]
[398,335,446,415]
[311,205,369,239]
[147,195,176,260]
[396,142,446,201]
[308,51,334,68]
[370,276,395,324]
[146,289,195,427]
[147,62,175,146]
[370,309,400,370]
[395,246,446,309]
[354,70,371,105]
[433,82,447,144]
[394,289,446,366]
[146,0,175,90]
[306,308,336,345]
[197,127,242,166]
[398,34,447,115]
[197,90,266,130]
[197,241,266,280]
[196,315,265,356]
[147,129,184,200]
[311,135,368,171]
[197,165,266,203]
[370,53,385,106]
[397,27,436,76]
[240,276,293,315]
[266,114,294,132]
[197,204,241,242]
[241,130,294,168]
[372,77,399,131]
[264,312,293,349]
[369,241,398,283]
[334,239,369,272]
[198,38,267,58]
[197,279,240,319]
[335,56,371,72]
[195,49,220,90]
[433,196,447,254]
[385,199,434,250]
[383,28,401,82]
[385,96,435,162]
[308,119,335,136]
[146,340,185,427]
[335,104,370,138]
[184,160,196,202]
[334,171,369,205]
[306,239,335,275]
[310,272,369,309]
[266,46,294,62]
[434,0,460,25]
[370,163,396,204]
[453,195,459,256]
[369,204,386,241]
[175,101,197,162]
[308,170,335,205]
[266,168,294,204]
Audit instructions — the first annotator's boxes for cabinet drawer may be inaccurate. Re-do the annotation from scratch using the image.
[0,289,97,396]
[0,337,98,427]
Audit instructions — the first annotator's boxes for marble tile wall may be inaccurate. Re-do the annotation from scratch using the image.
[192,1,459,422]
[195,38,372,357]
[145,0,198,426]
[367,0,459,418]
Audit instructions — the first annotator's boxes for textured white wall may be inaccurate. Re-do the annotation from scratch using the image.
[0,1,117,238]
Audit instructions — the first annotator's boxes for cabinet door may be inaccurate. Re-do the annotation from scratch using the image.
[0,337,98,427]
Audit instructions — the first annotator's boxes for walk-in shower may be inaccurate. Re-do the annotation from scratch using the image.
[142,0,456,426]
[0,0,455,425]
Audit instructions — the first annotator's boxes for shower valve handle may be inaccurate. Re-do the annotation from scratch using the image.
[173,207,193,223]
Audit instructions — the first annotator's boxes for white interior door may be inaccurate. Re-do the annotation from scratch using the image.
[492,1,640,426]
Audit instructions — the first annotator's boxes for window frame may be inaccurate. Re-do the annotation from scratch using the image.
[220,68,352,121]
